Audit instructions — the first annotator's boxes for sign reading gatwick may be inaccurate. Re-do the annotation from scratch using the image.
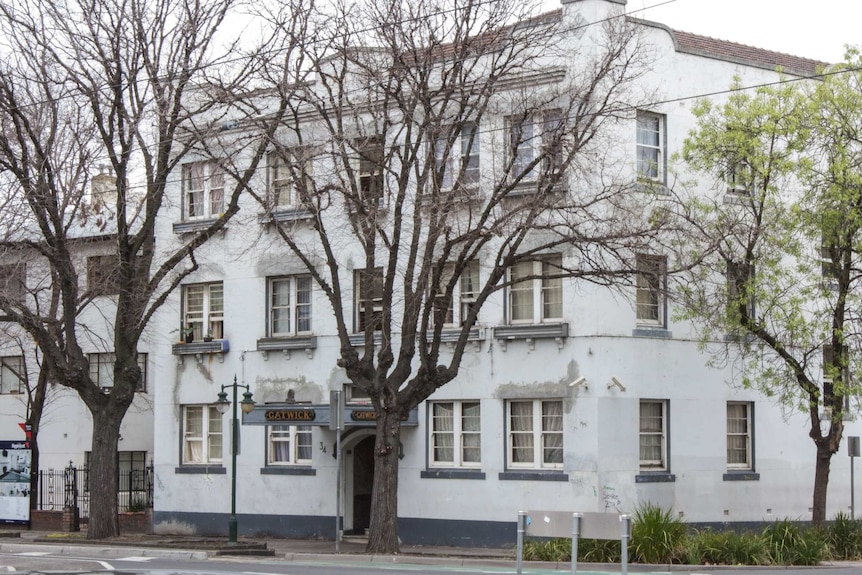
[245,404,418,427]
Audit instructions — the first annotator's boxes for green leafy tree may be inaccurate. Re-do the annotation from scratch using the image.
[671,60,862,525]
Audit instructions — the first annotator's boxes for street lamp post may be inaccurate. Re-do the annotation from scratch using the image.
[215,375,255,544]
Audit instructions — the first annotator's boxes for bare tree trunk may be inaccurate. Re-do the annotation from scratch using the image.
[86,407,123,539]
[27,367,49,510]
[366,411,402,554]
[812,441,834,526]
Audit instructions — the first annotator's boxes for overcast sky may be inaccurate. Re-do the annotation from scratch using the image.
[622,0,861,64]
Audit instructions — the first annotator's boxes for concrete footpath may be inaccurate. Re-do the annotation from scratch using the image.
[0,530,860,571]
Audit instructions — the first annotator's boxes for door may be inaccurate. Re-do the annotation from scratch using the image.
[350,435,375,534]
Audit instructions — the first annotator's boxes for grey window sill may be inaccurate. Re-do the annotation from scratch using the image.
[723,472,760,481]
[258,208,313,224]
[172,340,230,355]
[257,336,317,352]
[635,473,675,483]
[175,465,225,475]
[499,471,568,482]
[632,328,672,339]
[172,218,219,234]
[260,467,316,476]
[421,469,486,480]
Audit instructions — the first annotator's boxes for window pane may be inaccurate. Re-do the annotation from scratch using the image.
[542,258,562,319]
[510,401,534,464]
[510,262,534,322]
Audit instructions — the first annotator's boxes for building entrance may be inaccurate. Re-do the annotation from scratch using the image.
[349,435,375,534]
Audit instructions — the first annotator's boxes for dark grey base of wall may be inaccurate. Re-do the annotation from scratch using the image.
[153,511,515,547]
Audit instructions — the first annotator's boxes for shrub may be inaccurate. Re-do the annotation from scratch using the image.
[630,503,686,564]
[825,512,862,560]
[522,538,571,561]
[762,519,827,566]
[578,538,621,563]
[685,529,769,566]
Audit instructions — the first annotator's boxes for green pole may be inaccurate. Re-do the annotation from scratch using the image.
[229,379,238,544]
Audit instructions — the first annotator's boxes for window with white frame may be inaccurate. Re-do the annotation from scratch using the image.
[725,160,753,195]
[635,253,666,326]
[88,352,147,392]
[182,405,223,465]
[357,137,384,205]
[182,160,224,219]
[0,356,24,394]
[508,110,563,182]
[507,399,563,469]
[727,260,755,322]
[86,255,120,295]
[0,264,26,305]
[355,268,383,332]
[727,402,752,470]
[434,122,480,190]
[433,261,479,327]
[268,149,313,209]
[268,276,312,336]
[639,399,668,471]
[508,255,562,324]
[183,282,224,341]
[267,425,312,466]
[822,346,851,415]
[429,401,481,468]
[636,111,665,182]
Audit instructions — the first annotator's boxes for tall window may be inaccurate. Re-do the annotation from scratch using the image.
[87,255,120,295]
[0,264,26,305]
[88,353,147,392]
[725,160,753,195]
[639,400,667,471]
[268,425,312,466]
[822,346,851,415]
[727,402,752,470]
[433,261,479,327]
[355,268,383,332]
[434,122,480,190]
[508,110,563,182]
[182,161,224,219]
[636,253,666,326]
[182,405,223,465]
[507,399,563,469]
[429,401,481,468]
[183,282,224,340]
[268,276,312,336]
[0,356,24,394]
[636,111,664,182]
[509,255,562,324]
[357,137,384,205]
[268,149,313,209]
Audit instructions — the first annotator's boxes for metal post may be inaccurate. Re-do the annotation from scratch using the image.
[516,511,526,575]
[229,382,238,544]
[620,514,631,575]
[335,425,342,552]
[852,454,856,520]
[571,513,581,575]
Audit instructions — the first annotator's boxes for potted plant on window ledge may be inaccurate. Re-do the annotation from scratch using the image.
[182,326,195,344]
[203,330,213,343]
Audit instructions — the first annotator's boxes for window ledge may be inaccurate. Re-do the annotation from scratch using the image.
[258,208,313,224]
[421,469,485,480]
[723,192,751,205]
[493,323,568,351]
[257,336,317,352]
[506,180,567,197]
[723,471,759,481]
[172,340,230,356]
[260,466,316,476]
[636,472,675,483]
[349,332,383,347]
[175,465,226,475]
[723,332,756,343]
[433,327,486,343]
[632,328,671,339]
[635,181,670,195]
[172,218,219,234]
[499,471,568,482]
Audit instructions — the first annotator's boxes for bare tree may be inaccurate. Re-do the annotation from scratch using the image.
[0,0,308,538]
[250,0,657,552]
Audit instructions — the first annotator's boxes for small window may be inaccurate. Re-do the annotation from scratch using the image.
[506,399,563,469]
[636,253,666,326]
[267,425,312,466]
[429,400,481,468]
[507,110,563,183]
[183,282,224,341]
[268,149,313,209]
[636,111,665,183]
[432,261,480,327]
[508,255,562,324]
[822,346,851,415]
[725,160,753,195]
[727,402,753,470]
[182,161,224,220]
[345,384,371,405]
[0,264,26,305]
[0,356,25,394]
[727,260,755,322]
[182,405,223,465]
[433,122,480,191]
[87,255,120,295]
[639,400,668,471]
[355,268,384,333]
[357,137,384,205]
[88,353,147,392]
[268,276,312,336]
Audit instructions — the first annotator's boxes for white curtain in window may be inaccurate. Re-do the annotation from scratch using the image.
[461,402,481,464]
[184,407,203,463]
[510,401,533,463]
[432,403,454,463]
[542,401,563,464]
[296,426,312,461]
[639,401,663,463]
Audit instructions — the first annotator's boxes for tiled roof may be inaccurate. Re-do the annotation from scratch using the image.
[671,29,827,77]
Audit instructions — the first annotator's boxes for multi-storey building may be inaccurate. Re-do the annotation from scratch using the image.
[149,0,859,546]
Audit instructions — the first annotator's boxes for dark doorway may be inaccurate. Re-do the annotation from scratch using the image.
[351,435,375,534]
